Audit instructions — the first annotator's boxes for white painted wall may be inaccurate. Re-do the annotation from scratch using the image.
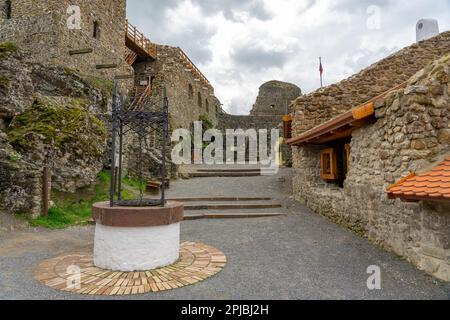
[94,223,180,272]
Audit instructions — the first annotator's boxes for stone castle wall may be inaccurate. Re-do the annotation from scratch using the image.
[134,45,221,131]
[292,31,450,137]
[0,0,132,80]
[292,54,450,281]
[251,80,301,116]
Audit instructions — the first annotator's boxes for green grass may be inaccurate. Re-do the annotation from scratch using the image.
[30,171,149,229]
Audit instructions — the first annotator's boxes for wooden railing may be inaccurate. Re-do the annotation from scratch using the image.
[124,47,138,65]
[178,47,213,92]
[125,20,157,60]
[129,83,153,111]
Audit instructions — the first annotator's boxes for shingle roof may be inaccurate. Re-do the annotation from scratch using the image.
[387,156,450,202]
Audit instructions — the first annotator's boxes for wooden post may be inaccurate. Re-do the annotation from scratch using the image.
[41,166,49,217]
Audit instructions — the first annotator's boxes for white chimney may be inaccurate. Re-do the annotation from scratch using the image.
[416,19,439,42]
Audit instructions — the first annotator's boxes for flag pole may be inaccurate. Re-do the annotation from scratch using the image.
[319,57,323,88]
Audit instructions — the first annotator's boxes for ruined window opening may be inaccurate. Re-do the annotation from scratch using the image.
[320,138,351,188]
[205,99,209,112]
[150,76,155,92]
[198,92,202,108]
[188,84,193,99]
[5,0,12,19]
[93,21,100,39]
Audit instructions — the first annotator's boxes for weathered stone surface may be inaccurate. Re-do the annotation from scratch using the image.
[0,0,133,81]
[250,80,301,116]
[134,45,222,130]
[0,48,109,215]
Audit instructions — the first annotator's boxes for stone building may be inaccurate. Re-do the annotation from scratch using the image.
[133,45,222,130]
[0,0,137,80]
[287,31,450,281]
[250,80,301,116]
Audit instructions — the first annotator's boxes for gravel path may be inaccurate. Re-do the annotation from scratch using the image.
[0,168,449,300]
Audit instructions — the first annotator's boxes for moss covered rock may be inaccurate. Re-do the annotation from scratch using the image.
[8,96,106,157]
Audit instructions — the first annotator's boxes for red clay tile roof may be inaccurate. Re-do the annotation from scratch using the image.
[387,156,450,202]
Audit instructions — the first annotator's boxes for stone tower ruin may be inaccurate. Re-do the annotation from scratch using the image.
[250,80,301,116]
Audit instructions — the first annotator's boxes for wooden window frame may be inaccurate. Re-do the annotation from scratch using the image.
[321,148,338,180]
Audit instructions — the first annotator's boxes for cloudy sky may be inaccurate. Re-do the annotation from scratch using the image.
[127,0,450,115]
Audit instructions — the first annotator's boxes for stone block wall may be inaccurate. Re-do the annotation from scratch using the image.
[217,113,293,165]
[291,31,450,137]
[0,0,132,80]
[134,45,222,131]
[292,54,450,281]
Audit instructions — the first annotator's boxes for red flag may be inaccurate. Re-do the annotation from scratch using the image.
[319,58,324,75]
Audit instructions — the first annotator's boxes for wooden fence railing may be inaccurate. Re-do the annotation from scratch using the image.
[125,20,157,60]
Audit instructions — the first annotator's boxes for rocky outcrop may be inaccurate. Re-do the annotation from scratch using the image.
[0,44,110,216]
[250,80,301,116]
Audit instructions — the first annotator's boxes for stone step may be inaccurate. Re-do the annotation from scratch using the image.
[184,212,286,220]
[188,171,261,178]
[183,201,282,210]
[167,196,272,202]
[196,169,262,173]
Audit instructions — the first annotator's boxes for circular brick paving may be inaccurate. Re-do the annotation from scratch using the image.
[35,241,226,296]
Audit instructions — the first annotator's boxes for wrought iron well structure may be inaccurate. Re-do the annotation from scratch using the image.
[109,80,169,208]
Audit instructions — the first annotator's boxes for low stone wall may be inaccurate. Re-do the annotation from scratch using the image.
[292,54,450,281]
[217,113,292,165]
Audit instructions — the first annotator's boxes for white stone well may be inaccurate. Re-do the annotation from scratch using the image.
[92,201,184,272]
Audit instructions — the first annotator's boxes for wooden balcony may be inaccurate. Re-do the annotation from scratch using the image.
[125,20,157,61]
[178,47,213,92]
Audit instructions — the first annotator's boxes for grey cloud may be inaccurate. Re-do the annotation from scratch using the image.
[191,0,273,21]
[231,46,292,71]
[127,0,215,64]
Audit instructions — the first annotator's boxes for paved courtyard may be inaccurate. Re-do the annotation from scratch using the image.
[0,168,449,300]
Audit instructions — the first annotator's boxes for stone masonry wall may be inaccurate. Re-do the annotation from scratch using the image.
[217,113,294,165]
[291,31,450,137]
[292,54,450,281]
[134,45,222,131]
[0,0,132,80]
[251,80,301,116]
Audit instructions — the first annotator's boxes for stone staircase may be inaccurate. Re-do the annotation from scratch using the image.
[182,165,263,178]
[166,196,285,220]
